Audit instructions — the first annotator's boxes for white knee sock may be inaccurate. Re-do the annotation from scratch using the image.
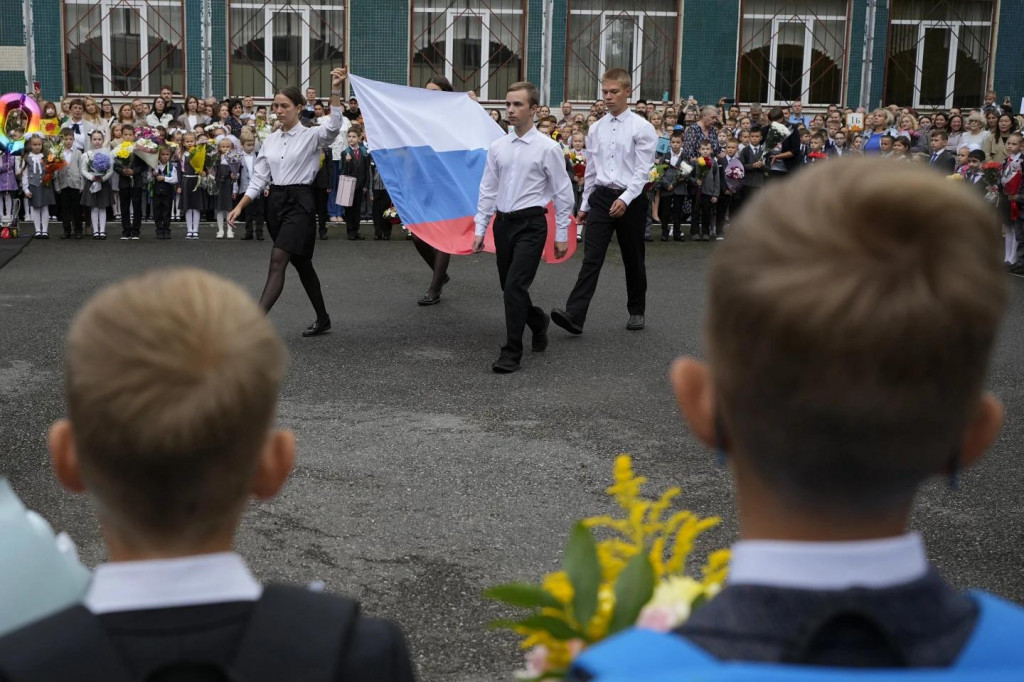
[1,193,11,218]
[186,209,199,236]
[1006,231,1017,264]
[216,211,225,236]
[33,210,47,235]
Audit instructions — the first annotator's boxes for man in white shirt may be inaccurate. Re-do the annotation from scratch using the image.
[551,68,657,334]
[474,81,574,374]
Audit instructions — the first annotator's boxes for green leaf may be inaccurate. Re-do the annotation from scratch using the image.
[483,583,562,610]
[607,552,655,635]
[564,521,601,631]
[517,614,583,641]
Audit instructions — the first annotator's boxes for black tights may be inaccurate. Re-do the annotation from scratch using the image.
[259,246,328,321]
[412,235,451,296]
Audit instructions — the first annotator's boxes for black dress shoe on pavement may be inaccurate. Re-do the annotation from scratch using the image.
[302,317,332,337]
[319,232,328,240]
[74,233,82,239]
[417,292,441,306]
[348,234,365,241]
[626,314,645,330]
[443,274,450,285]
[550,308,583,335]
[491,355,520,374]
[531,313,550,352]
[61,233,70,240]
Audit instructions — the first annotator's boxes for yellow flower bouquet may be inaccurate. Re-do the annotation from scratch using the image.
[485,455,729,680]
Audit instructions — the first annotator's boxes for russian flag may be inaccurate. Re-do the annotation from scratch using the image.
[350,74,575,263]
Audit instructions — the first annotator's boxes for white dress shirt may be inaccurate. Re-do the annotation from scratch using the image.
[475,126,575,242]
[580,108,657,213]
[244,106,344,201]
[728,532,928,591]
[84,552,262,614]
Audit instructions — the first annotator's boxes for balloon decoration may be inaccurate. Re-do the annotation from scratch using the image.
[0,93,42,156]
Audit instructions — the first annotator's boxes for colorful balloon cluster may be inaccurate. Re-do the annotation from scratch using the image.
[0,93,41,156]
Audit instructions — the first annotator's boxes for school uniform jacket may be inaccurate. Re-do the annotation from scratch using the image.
[928,150,957,174]
[737,145,765,188]
[340,145,370,190]
[53,148,84,192]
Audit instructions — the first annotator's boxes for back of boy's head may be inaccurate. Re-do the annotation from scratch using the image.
[65,268,288,542]
[708,159,1005,515]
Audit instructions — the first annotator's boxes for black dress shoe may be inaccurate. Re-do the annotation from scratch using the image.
[491,355,520,374]
[626,314,645,331]
[531,313,550,352]
[443,274,450,285]
[319,232,328,240]
[302,317,332,337]
[242,234,253,241]
[74,233,83,239]
[660,236,668,241]
[417,292,441,306]
[348,234,364,241]
[61,233,70,240]
[550,308,583,335]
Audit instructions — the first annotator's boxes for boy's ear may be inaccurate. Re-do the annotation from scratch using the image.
[669,358,718,450]
[49,420,86,494]
[251,429,296,500]
[959,392,1003,472]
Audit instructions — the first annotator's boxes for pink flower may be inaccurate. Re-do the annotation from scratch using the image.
[523,646,551,677]
[636,605,678,632]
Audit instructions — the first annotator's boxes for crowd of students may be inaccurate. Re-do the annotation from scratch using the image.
[2,156,1023,679]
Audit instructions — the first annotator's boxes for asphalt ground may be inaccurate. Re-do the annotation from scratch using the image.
[1,223,1023,680]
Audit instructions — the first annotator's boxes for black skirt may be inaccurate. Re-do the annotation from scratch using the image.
[266,185,316,258]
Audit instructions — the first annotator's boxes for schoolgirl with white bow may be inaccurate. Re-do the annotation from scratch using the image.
[20,135,57,239]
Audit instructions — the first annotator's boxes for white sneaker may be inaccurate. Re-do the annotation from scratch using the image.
[216,230,224,239]
[226,230,234,239]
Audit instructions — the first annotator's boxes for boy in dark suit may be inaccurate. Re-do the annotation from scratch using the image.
[737,126,765,207]
[691,140,720,241]
[340,125,370,240]
[928,130,957,173]
[654,131,690,241]
[0,269,416,682]
[569,160,1013,679]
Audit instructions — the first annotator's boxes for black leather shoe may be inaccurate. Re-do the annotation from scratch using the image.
[417,292,441,306]
[491,355,520,374]
[61,233,71,240]
[242,234,253,241]
[550,308,583,335]
[319,232,328,240]
[74,233,83,239]
[348,234,364,241]
[626,314,645,331]
[302,317,332,337]
[443,274,450,285]
[531,313,550,352]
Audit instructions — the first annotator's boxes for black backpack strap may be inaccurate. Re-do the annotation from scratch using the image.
[231,585,360,682]
[0,606,134,682]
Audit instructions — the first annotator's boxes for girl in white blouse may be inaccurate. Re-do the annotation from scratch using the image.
[228,67,347,337]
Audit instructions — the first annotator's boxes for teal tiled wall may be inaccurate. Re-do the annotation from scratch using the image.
[680,0,741,104]
[350,0,408,85]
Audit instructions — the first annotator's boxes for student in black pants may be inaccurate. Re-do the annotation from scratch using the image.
[369,155,392,240]
[339,124,369,240]
[150,146,177,238]
[114,126,148,239]
[551,68,657,334]
[55,130,84,239]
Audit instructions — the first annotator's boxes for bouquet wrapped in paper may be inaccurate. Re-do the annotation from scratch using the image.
[646,163,667,191]
[87,151,111,194]
[761,121,792,176]
[41,144,67,188]
[982,162,1003,205]
[567,149,586,181]
[133,128,164,169]
[723,158,745,192]
[695,156,714,182]
[485,455,728,679]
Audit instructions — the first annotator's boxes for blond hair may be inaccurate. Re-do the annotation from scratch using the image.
[602,68,632,89]
[708,159,1005,514]
[65,268,288,542]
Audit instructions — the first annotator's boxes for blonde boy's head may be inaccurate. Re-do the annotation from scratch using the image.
[707,159,1005,514]
[63,268,288,544]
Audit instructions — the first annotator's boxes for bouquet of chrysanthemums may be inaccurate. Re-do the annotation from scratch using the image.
[761,121,792,176]
[133,128,163,168]
[485,455,729,680]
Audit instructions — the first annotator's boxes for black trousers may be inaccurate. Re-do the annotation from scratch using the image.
[119,186,145,235]
[59,187,83,235]
[692,193,717,237]
[314,186,329,237]
[565,187,647,325]
[344,188,364,238]
[716,191,734,236]
[657,193,683,238]
[152,189,173,234]
[494,209,548,361]
[245,196,265,237]
[372,189,392,239]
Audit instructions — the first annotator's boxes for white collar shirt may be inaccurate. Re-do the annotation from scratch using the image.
[728,532,929,591]
[244,106,344,202]
[580,108,658,213]
[475,126,576,242]
[84,552,262,614]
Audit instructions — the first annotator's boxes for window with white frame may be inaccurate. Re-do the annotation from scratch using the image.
[565,0,678,103]
[885,0,993,109]
[737,0,848,105]
[64,0,184,96]
[410,0,524,100]
[229,0,345,99]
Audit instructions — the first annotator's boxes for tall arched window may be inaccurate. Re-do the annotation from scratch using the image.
[229,0,345,98]
[885,0,993,109]
[64,0,184,96]
[737,0,848,105]
[565,0,679,103]
[410,0,524,100]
